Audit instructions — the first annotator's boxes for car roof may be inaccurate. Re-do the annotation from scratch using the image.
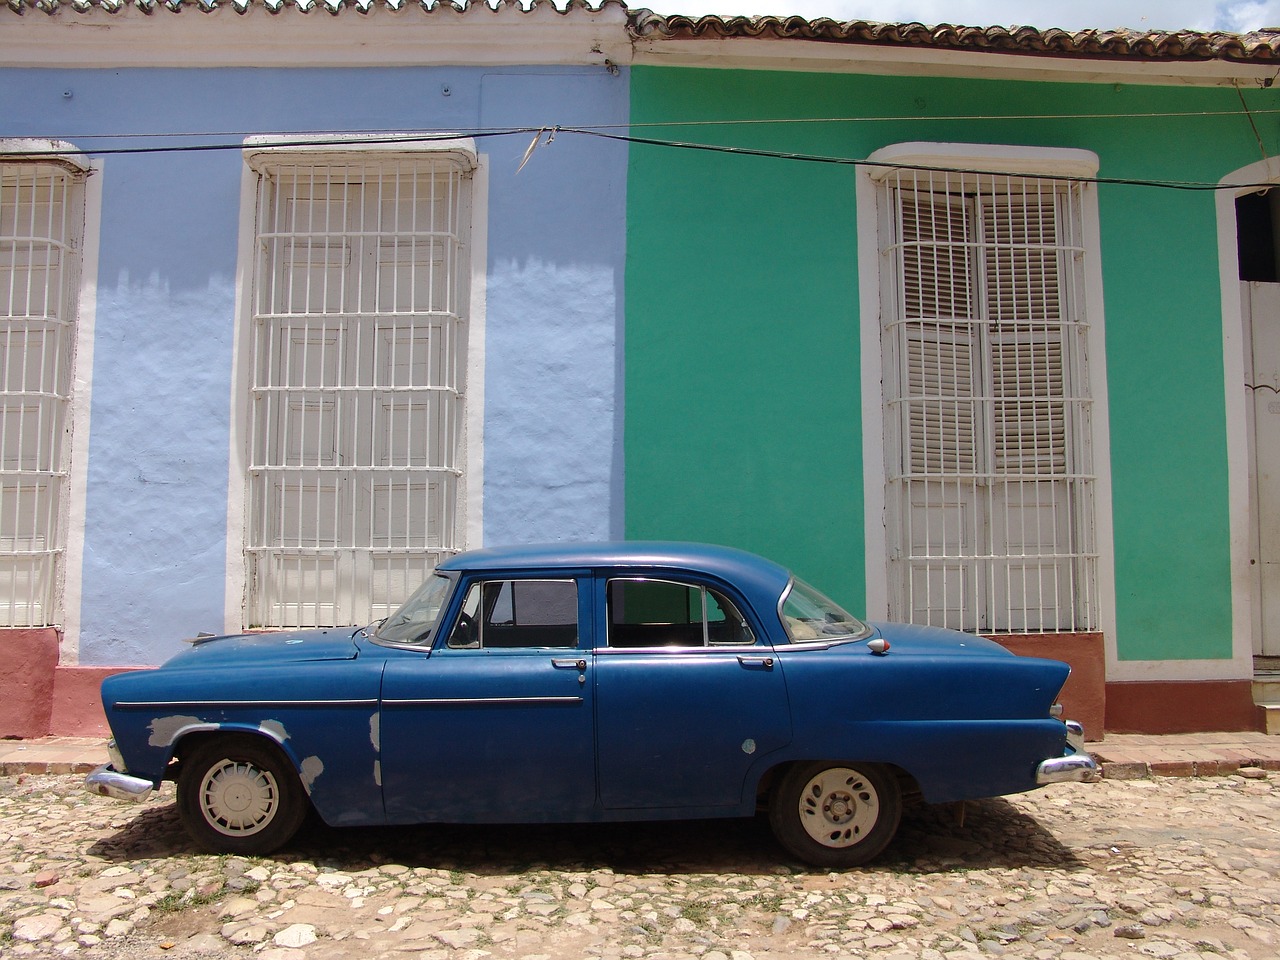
[437,541,793,601]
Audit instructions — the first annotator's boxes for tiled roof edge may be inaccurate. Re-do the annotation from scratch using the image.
[627,10,1280,64]
[6,0,623,15]
[8,0,1279,66]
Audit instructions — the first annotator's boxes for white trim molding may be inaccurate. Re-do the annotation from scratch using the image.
[857,141,1117,653]
[630,37,1280,88]
[60,157,105,663]
[864,143,1102,182]
[1183,155,1280,685]
[3,3,632,70]
[0,141,98,652]
[225,134,484,631]
[464,156,488,552]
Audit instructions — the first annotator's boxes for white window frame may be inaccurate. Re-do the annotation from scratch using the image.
[857,143,1116,641]
[0,142,97,638]
[226,137,486,630]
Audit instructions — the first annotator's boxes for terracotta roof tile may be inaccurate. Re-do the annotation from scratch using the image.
[6,0,1278,66]
[627,10,1280,64]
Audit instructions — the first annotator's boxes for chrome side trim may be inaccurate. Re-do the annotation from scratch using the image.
[114,699,379,710]
[594,644,765,655]
[383,696,583,707]
[84,764,155,803]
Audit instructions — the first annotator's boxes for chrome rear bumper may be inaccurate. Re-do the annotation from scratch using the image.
[84,764,155,803]
[1036,720,1102,785]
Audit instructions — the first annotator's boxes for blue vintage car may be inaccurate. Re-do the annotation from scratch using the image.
[86,542,1098,867]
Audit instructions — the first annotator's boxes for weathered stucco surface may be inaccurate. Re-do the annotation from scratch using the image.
[1,65,628,665]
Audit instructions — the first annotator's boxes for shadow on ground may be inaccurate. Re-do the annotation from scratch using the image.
[88,796,1083,876]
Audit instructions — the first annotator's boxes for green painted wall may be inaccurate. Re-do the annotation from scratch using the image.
[625,65,1279,661]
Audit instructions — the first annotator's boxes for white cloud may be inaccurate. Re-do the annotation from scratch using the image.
[640,0,1280,32]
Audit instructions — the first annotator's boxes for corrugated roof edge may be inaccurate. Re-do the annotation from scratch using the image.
[627,10,1280,64]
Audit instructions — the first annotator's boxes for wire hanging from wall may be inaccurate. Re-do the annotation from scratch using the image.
[7,123,1280,193]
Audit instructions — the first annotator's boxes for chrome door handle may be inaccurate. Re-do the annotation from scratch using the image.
[737,656,774,669]
[552,658,587,671]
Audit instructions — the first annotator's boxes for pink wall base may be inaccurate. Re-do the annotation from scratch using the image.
[0,628,145,738]
[50,666,124,737]
[0,628,60,738]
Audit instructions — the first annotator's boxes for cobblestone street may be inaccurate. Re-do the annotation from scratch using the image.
[2,772,1278,960]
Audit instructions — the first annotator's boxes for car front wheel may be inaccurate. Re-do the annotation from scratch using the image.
[769,761,902,867]
[177,735,308,855]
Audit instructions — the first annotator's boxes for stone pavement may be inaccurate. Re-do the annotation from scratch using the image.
[1087,731,1280,779]
[2,770,1278,960]
[4,732,1280,779]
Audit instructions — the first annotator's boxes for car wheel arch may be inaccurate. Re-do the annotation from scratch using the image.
[171,725,302,780]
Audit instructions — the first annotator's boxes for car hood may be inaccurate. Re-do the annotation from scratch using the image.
[159,627,361,669]
[866,621,1018,657]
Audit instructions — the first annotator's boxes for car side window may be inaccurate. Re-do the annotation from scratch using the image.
[447,579,579,649]
[607,579,755,648]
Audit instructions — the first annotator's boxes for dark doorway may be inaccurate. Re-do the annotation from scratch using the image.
[1237,189,1279,282]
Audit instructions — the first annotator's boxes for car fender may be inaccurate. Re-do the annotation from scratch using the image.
[100,658,388,827]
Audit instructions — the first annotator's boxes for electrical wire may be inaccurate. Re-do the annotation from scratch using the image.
[570,127,1278,190]
[6,123,1279,193]
[31,104,1280,140]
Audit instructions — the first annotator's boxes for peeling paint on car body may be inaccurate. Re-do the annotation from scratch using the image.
[259,720,290,743]
[299,755,325,793]
[147,715,205,748]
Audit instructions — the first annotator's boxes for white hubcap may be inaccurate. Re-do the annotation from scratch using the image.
[798,767,879,848]
[199,760,278,837]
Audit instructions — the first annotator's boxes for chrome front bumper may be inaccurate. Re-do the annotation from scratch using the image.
[1036,720,1102,785]
[85,764,155,803]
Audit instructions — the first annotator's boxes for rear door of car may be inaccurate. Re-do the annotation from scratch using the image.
[380,570,596,822]
[592,573,793,812]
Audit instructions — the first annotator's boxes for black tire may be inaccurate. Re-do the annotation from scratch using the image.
[768,761,902,868]
[176,735,309,855]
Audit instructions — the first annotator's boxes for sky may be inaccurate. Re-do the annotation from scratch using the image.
[639,0,1280,33]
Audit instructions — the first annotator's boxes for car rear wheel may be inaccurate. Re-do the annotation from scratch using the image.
[177,735,308,855]
[769,761,902,867]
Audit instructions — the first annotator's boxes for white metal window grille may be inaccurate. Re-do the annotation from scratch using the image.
[0,162,83,627]
[879,169,1096,633]
[246,157,470,628]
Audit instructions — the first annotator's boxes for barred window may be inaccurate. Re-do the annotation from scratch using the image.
[879,167,1097,633]
[244,151,473,628]
[0,160,84,627]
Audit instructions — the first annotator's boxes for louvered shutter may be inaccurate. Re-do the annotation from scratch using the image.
[898,190,979,478]
[882,171,1095,633]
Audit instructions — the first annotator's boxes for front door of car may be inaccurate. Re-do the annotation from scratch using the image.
[593,576,793,811]
[380,573,596,823]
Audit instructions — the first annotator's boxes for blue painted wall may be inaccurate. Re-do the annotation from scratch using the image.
[1,66,628,664]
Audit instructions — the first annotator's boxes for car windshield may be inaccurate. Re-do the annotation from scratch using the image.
[780,578,872,643]
[375,573,454,644]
